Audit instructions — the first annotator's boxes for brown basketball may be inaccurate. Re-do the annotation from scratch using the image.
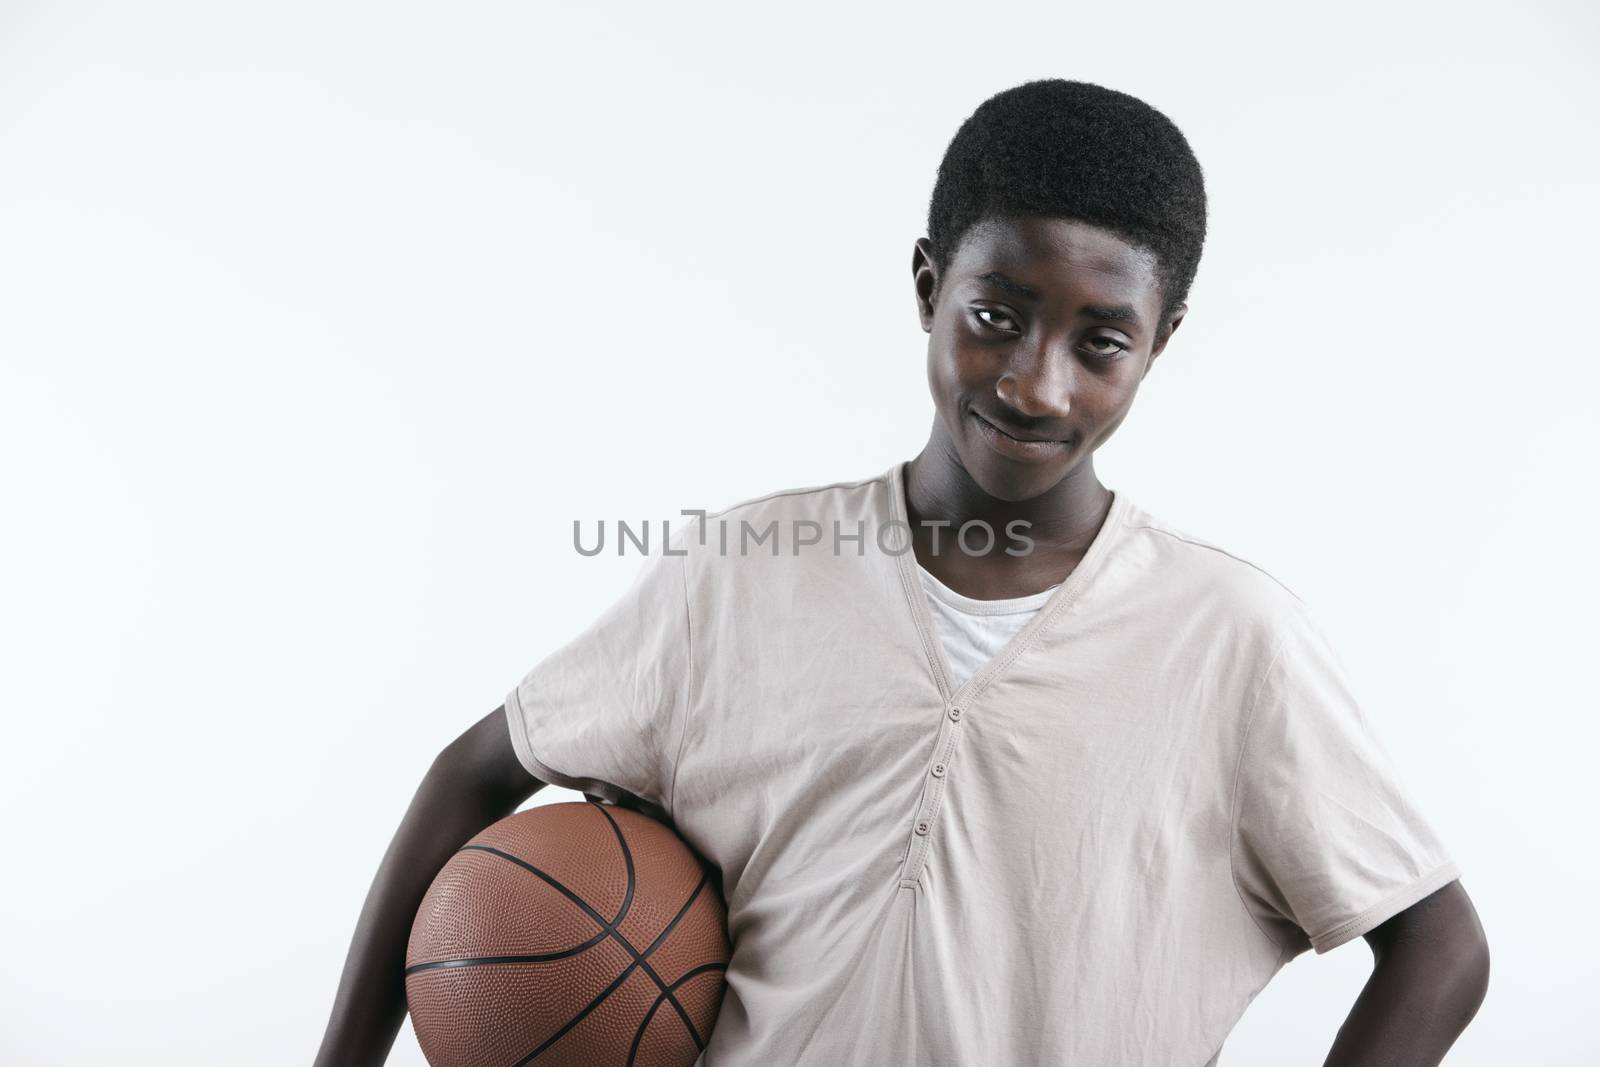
[405,800,730,1067]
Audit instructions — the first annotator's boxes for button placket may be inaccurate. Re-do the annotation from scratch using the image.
[901,704,964,887]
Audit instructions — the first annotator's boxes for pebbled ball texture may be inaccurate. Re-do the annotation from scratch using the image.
[405,801,730,1067]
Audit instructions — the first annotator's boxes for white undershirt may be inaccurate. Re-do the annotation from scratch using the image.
[915,563,1060,691]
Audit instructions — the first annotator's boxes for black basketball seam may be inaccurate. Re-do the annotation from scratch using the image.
[511,939,659,1066]
[626,963,731,1067]
[403,842,628,975]
[403,935,613,975]
[587,805,711,1055]
[501,808,709,1065]
[559,805,713,1060]
[614,871,716,1059]
[405,803,724,1065]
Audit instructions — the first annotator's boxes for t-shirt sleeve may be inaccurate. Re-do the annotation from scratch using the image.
[503,534,693,819]
[1231,603,1460,955]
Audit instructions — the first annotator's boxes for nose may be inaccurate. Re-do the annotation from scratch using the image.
[995,344,1074,421]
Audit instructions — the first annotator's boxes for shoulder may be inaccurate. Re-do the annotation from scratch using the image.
[668,469,889,550]
[659,468,893,594]
[707,469,886,524]
[1113,496,1316,644]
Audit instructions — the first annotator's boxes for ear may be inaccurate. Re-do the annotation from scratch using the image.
[912,238,940,333]
[1143,301,1187,379]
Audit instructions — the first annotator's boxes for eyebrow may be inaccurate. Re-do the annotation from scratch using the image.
[973,271,1143,329]
[975,270,1041,301]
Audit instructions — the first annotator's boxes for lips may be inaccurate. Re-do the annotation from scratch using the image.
[969,410,1070,463]
[972,410,1066,444]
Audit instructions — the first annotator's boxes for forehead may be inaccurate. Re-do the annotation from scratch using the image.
[949,216,1161,300]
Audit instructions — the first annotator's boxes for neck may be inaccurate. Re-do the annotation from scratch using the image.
[903,435,1111,557]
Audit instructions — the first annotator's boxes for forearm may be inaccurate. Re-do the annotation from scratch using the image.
[1322,884,1490,1066]
[314,752,531,1067]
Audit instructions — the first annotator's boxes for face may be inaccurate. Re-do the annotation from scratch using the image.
[913,215,1185,502]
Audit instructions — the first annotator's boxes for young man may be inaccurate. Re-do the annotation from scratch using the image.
[317,79,1489,1065]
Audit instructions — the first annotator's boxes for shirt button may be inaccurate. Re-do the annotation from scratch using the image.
[948,706,963,721]
[931,763,946,778]
[914,821,930,835]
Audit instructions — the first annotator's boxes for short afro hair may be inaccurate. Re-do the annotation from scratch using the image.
[926,79,1207,320]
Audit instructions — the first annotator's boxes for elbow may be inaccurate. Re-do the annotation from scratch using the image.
[1443,882,1491,1020]
[1450,921,1491,1023]
[1420,907,1491,1034]
[1372,881,1491,1032]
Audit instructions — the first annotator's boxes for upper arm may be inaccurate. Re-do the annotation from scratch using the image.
[1363,879,1490,970]
[435,704,547,802]
[1323,880,1490,1064]
[1231,607,1460,954]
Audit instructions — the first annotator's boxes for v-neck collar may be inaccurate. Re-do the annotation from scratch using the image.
[917,561,1060,615]
[885,460,1131,708]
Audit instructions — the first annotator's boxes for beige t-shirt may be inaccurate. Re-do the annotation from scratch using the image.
[503,461,1460,1066]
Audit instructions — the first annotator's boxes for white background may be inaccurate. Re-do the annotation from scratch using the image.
[2,1,1595,1063]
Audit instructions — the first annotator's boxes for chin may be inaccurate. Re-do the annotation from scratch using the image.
[963,451,1070,503]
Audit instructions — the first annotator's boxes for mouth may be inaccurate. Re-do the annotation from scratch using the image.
[969,410,1070,463]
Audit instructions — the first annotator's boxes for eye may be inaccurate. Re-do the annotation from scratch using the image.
[973,308,1018,332]
[1082,336,1128,359]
